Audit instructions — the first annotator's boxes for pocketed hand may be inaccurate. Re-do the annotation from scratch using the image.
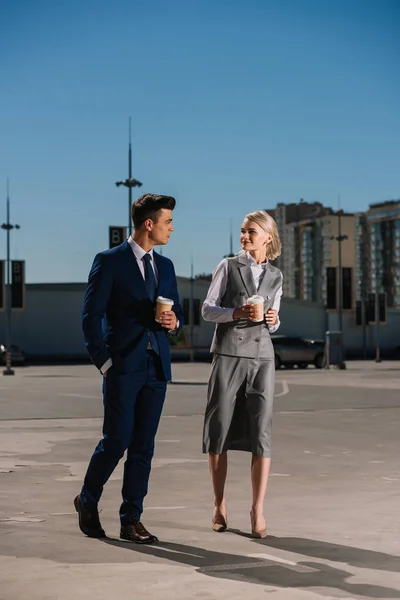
[159,310,178,330]
[265,309,278,326]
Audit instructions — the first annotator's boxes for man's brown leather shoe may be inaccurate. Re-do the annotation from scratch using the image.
[74,494,106,538]
[120,521,158,544]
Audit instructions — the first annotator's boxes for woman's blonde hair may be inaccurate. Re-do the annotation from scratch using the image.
[244,210,281,260]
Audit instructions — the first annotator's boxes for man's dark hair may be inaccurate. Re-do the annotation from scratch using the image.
[131,193,176,229]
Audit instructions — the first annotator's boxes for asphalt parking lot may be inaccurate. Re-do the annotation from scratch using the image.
[0,361,399,600]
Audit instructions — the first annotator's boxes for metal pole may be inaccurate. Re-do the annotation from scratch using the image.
[3,180,14,375]
[375,288,381,362]
[362,297,367,359]
[189,255,194,362]
[128,117,132,237]
[115,118,142,231]
[338,210,343,335]
[337,209,344,367]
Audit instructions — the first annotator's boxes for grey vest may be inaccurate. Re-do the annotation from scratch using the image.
[210,255,283,359]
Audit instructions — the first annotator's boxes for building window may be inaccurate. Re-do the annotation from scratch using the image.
[326,267,337,309]
[193,299,200,325]
[183,299,189,324]
[342,267,352,310]
[182,298,201,325]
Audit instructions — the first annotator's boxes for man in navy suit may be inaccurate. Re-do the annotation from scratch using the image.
[74,193,183,544]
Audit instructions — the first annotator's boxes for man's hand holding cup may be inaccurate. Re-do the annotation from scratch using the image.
[155,296,177,330]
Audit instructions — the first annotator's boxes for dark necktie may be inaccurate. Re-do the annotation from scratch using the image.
[143,253,156,301]
[143,253,159,353]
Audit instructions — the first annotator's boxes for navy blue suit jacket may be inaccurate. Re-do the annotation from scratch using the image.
[82,241,183,381]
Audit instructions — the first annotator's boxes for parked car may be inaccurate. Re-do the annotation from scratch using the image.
[0,344,26,365]
[271,335,325,369]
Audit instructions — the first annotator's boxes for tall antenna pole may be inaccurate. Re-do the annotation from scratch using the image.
[229,219,233,256]
[5,180,12,374]
[1,179,21,375]
[338,194,343,337]
[115,117,142,238]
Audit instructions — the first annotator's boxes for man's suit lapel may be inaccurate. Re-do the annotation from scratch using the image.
[236,254,257,298]
[121,241,148,297]
[153,251,168,297]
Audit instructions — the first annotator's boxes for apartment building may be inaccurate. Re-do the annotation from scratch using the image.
[355,200,400,309]
[267,201,356,310]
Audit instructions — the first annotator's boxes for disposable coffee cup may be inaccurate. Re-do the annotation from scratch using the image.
[247,295,264,322]
[155,296,174,322]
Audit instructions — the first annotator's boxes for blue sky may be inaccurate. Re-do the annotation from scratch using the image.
[0,0,399,282]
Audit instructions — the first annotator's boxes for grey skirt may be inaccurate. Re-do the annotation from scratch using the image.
[202,354,275,458]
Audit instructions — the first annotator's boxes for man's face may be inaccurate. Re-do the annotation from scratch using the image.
[149,209,174,245]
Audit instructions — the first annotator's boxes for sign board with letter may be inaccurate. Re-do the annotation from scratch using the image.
[109,226,127,249]
[11,260,25,310]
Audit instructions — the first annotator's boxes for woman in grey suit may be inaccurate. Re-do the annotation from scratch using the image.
[202,211,282,538]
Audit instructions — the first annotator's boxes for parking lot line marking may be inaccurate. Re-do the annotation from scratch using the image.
[146,505,187,510]
[274,380,289,397]
[246,553,297,566]
[58,393,99,399]
[246,554,319,573]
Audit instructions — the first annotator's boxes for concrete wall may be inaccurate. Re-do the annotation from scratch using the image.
[0,280,398,360]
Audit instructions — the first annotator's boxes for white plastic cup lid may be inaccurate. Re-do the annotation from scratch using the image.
[156,296,174,305]
[247,295,264,304]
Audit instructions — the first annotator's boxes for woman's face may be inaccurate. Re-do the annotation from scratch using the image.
[240,219,272,253]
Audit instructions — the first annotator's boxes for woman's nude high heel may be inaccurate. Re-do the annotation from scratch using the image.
[250,509,267,538]
[212,507,227,532]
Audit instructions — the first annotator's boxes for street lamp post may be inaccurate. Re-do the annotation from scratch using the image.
[1,180,20,376]
[330,207,348,368]
[115,118,143,237]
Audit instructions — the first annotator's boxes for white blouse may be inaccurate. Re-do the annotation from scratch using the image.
[202,252,282,333]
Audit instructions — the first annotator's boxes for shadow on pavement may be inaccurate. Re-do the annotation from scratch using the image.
[102,537,400,598]
[260,536,400,573]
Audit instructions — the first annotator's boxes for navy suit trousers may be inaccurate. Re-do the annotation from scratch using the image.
[81,351,167,523]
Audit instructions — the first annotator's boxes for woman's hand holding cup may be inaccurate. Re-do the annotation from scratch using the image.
[233,304,261,321]
[233,304,253,320]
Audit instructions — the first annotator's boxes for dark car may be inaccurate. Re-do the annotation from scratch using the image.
[0,344,26,365]
[271,335,325,369]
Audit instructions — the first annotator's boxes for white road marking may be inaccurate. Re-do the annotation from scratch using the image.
[200,554,318,573]
[246,553,318,573]
[247,553,297,566]
[274,380,289,397]
[58,393,99,399]
[0,516,46,523]
[278,407,357,414]
[146,505,187,511]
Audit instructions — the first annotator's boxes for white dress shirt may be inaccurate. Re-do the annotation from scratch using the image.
[128,238,159,281]
[101,238,177,375]
[202,252,282,333]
